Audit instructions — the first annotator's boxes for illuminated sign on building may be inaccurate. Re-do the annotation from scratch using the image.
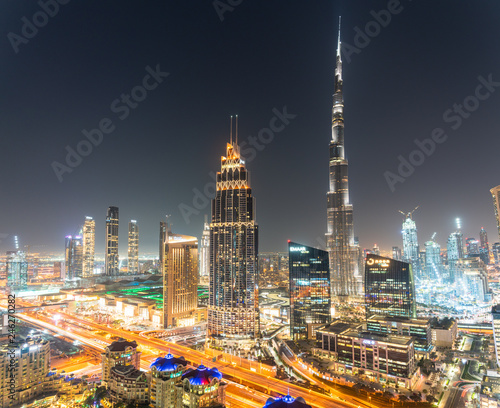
[290,246,306,252]
[366,257,391,268]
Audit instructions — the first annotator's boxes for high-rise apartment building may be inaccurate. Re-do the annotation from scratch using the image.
[288,242,330,340]
[199,216,210,286]
[162,230,198,328]
[493,242,500,264]
[6,250,28,293]
[466,237,480,257]
[208,139,259,342]
[479,227,490,264]
[64,235,83,280]
[491,185,500,240]
[105,206,119,276]
[159,220,167,267]
[365,254,416,319]
[150,353,188,408]
[326,21,361,297]
[401,209,420,279]
[82,216,95,278]
[128,220,139,274]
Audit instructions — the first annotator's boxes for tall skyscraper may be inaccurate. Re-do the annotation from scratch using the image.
[493,243,500,264]
[82,216,95,278]
[365,254,416,319]
[326,20,360,298]
[424,237,441,281]
[400,208,420,279]
[491,185,500,240]
[128,220,139,274]
[392,246,402,261]
[465,237,480,257]
[199,215,210,286]
[65,235,83,280]
[105,206,119,276]
[208,138,259,343]
[288,242,330,340]
[479,227,490,264]
[161,229,198,328]
[6,250,28,293]
[492,305,500,368]
[159,220,167,267]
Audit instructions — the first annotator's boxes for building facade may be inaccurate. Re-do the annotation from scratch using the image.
[108,365,149,406]
[65,235,83,280]
[0,337,50,408]
[326,22,361,298]
[175,366,226,408]
[128,220,139,274]
[82,216,95,278]
[288,242,330,340]
[424,239,441,281]
[101,339,141,385]
[493,304,500,368]
[150,353,188,408]
[162,231,198,328]
[401,212,420,279]
[365,254,416,319]
[491,185,500,240]
[105,206,119,276]
[199,216,210,286]
[6,250,28,293]
[208,140,259,342]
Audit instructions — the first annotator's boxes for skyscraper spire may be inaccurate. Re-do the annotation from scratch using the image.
[326,18,361,298]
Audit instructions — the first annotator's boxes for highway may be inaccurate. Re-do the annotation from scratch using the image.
[15,310,358,408]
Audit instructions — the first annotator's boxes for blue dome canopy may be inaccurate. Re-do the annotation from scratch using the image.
[150,353,187,372]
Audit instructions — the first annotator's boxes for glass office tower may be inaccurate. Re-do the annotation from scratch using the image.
[289,242,331,340]
[128,220,139,274]
[365,254,416,319]
[105,206,119,276]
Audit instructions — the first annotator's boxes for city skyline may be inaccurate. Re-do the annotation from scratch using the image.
[1,1,499,255]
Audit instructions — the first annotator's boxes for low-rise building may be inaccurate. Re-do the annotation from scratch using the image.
[108,365,149,406]
[101,339,141,385]
[431,318,457,348]
[316,322,418,389]
[480,375,500,408]
[366,315,432,355]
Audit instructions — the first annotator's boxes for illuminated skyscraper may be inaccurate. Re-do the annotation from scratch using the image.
[82,216,95,278]
[466,237,480,257]
[199,215,210,285]
[424,236,441,281]
[400,208,419,279]
[492,305,500,368]
[491,185,500,240]
[479,227,490,264]
[392,246,402,261]
[128,220,139,274]
[288,242,330,340]
[65,235,83,280]
[208,137,259,342]
[105,206,119,276]
[6,250,28,293]
[159,220,167,266]
[326,19,361,298]
[365,254,416,319]
[162,229,198,328]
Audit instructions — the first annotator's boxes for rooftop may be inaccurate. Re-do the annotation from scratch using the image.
[150,353,187,372]
[182,365,222,386]
[106,339,138,352]
[263,395,311,408]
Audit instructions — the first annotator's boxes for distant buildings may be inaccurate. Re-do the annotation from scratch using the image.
[491,185,500,240]
[161,230,198,328]
[101,339,141,386]
[364,254,416,319]
[447,227,464,283]
[6,250,28,293]
[199,216,210,286]
[128,220,139,274]
[466,237,480,257]
[208,139,259,343]
[401,209,420,279]
[288,242,330,340]
[65,235,82,280]
[105,206,119,276]
[82,216,95,277]
[392,246,402,261]
[326,24,361,298]
[259,252,288,289]
[457,257,490,302]
[0,337,50,407]
[424,238,441,281]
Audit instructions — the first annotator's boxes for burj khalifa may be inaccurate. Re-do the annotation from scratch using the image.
[326,19,362,298]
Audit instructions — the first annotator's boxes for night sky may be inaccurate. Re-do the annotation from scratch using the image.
[1,1,500,256]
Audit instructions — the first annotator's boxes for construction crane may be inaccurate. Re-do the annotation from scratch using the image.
[399,206,419,220]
